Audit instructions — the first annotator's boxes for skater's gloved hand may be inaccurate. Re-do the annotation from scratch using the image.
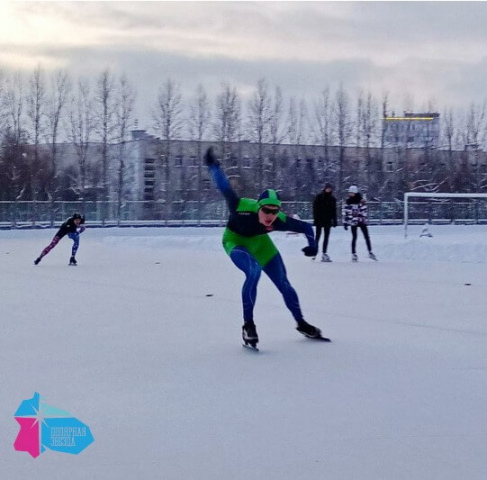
[204,147,220,167]
[344,224,348,230]
[302,246,318,257]
[79,226,86,234]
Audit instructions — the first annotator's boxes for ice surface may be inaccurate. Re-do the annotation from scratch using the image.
[1,225,486,479]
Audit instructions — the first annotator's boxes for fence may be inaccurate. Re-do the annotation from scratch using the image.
[1,199,487,229]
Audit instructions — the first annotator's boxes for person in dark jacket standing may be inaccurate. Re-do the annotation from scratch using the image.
[342,186,377,262]
[313,183,337,262]
[34,213,86,266]
[205,147,330,347]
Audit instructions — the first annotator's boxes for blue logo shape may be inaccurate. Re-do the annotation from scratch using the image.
[14,392,94,458]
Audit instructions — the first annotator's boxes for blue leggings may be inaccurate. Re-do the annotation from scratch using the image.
[229,247,303,323]
[67,232,80,257]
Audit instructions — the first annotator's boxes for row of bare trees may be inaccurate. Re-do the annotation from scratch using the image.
[0,66,136,223]
[1,66,487,209]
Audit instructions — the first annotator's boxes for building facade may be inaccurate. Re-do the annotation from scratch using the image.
[382,113,440,149]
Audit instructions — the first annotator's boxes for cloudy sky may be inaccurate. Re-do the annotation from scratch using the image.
[2,1,487,127]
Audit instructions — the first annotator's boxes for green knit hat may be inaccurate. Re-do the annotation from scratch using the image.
[258,189,282,207]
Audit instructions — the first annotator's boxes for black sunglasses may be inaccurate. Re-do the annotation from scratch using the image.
[260,206,280,215]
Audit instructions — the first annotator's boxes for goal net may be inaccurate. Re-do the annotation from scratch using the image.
[403,192,487,237]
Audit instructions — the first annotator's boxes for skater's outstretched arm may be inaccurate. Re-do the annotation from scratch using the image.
[204,147,239,212]
[274,215,317,257]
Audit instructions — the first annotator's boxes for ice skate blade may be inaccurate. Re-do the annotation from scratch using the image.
[242,343,260,352]
[300,334,332,342]
[311,336,331,342]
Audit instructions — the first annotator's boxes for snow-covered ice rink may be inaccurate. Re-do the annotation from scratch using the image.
[1,225,487,480]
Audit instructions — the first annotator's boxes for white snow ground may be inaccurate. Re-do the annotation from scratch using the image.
[1,224,487,480]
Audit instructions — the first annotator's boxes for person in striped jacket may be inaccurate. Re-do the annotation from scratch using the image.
[342,186,377,262]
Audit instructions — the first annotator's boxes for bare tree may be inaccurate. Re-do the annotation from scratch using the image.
[440,108,457,191]
[461,101,487,191]
[46,70,70,212]
[213,83,241,196]
[5,72,25,152]
[0,69,7,131]
[286,97,308,145]
[356,90,364,147]
[152,78,184,222]
[268,86,285,187]
[286,97,310,198]
[334,84,352,194]
[403,92,415,113]
[442,108,455,153]
[115,74,136,225]
[378,91,399,198]
[4,72,28,224]
[248,78,271,191]
[313,86,334,184]
[214,82,240,153]
[359,91,379,194]
[188,84,211,224]
[95,69,116,223]
[26,65,48,225]
[68,77,96,210]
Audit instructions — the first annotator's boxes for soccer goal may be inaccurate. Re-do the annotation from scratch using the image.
[403,192,487,238]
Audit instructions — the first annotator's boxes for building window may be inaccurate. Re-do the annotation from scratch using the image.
[175,155,183,167]
[386,161,394,172]
[242,156,251,168]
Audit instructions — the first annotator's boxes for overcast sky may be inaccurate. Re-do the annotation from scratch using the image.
[2,1,487,128]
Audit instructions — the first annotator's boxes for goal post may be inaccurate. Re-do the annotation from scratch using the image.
[404,192,487,238]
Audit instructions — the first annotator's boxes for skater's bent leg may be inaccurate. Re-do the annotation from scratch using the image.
[68,232,80,257]
[351,226,358,254]
[263,254,303,321]
[360,224,372,252]
[229,247,262,323]
[39,236,61,258]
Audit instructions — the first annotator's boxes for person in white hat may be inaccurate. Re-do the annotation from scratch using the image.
[342,186,377,262]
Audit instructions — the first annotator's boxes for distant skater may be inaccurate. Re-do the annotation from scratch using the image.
[205,146,330,347]
[342,186,377,262]
[312,183,337,262]
[34,213,86,266]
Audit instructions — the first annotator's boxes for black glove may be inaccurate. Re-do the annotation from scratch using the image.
[344,224,348,231]
[302,246,318,257]
[204,147,219,167]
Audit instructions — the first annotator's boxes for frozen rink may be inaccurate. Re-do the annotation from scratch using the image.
[1,225,487,480]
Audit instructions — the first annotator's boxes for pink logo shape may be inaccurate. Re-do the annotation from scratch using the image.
[14,417,40,458]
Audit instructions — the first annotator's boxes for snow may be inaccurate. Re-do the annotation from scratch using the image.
[1,224,487,479]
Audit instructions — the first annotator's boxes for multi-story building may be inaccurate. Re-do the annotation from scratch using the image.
[382,113,440,149]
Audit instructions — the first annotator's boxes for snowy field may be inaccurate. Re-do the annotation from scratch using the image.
[1,224,487,480]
